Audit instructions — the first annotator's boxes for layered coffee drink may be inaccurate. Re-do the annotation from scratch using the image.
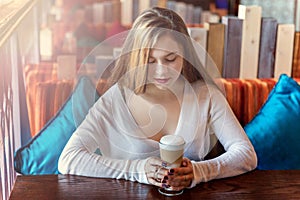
[159,135,185,169]
[158,135,185,196]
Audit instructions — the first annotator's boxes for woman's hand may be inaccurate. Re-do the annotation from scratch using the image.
[145,157,194,191]
[166,157,194,191]
[144,157,169,187]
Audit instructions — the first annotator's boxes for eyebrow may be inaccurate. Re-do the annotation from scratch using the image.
[149,51,178,58]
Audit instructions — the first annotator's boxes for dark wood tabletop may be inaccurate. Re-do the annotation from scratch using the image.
[9,170,300,200]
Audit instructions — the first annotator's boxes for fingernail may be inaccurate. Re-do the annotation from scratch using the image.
[168,172,174,176]
[162,183,170,188]
[162,162,167,167]
[163,176,168,180]
[169,169,174,173]
[162,179,166,184]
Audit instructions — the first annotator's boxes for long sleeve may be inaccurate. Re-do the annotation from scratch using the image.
[58,85,152,184]
[58,132,149,184]
[189,85,257,187]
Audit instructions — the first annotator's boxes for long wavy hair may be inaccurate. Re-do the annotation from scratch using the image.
[108,7,206,94]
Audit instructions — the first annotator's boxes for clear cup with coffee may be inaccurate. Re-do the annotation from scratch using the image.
[158,135,185,196]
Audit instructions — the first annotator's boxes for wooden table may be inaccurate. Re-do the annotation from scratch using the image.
[9,170,300,200]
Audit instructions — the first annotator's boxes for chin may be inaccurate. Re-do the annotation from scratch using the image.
[154,83,169,90]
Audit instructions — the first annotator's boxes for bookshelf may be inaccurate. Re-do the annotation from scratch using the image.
[37,0,300,80]
[24,0,300,138]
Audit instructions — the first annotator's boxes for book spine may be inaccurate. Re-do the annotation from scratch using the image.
[238,5,262,78]
[138,0,150,14]
[175,2,187,23]
[157,0,167,8]
[296,0,300,31]
[121,0,133,26]
[274,24,295,78]
[205,23,225,76]
[292,32,300,78]
[132,0,140,21]
[193,6,202,24]
[222,16,243,78]
[93,3,105,25]
[103,2,114,24]
[112,0,121,22]
[257,17,277,78]
[188,27,208,66]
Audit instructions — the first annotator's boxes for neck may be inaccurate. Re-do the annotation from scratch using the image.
[144,78,185,102]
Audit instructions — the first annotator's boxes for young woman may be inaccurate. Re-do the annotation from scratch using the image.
[58,7,257,191]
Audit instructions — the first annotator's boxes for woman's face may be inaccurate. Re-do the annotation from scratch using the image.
[147,34,184,90]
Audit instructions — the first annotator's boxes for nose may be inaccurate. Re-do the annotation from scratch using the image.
[155,63,168,75]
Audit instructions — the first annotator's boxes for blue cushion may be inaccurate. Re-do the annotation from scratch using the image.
[14,76,99,174]
[244,74,300,169]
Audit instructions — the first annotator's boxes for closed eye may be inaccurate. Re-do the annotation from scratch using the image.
[165,56,176,62]
[148,52,178,64]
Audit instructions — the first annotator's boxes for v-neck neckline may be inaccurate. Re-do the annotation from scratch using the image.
[113,82,188,144]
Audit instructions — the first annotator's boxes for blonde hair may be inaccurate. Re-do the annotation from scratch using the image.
[108,7,204,93]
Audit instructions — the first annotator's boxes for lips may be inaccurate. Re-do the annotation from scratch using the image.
[154,78,170,84]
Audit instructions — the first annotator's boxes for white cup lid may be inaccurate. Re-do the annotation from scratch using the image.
[159,135,185,150]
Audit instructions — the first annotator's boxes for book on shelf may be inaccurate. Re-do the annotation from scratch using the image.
[185,3,195,25]
[222,16,243,78]
[103,1,114,24]
[93,2,105,25]
[257,17,277,78]
[121,0,139,27]
[292,32,300,78]
[204,23,225,76]
[193,6,202,24]
[175,2,188,23]
[139,0,153,14]
[112,0,122,23]
[240,0,295,25]
[200,10,211,24]
[274,24,295,78]
[238,5,262,79]
[188,27,207,49]
[296,1,300,31]
[139,0,167,14]
[166,1,176,10]
[120,0,208,26]
[157,0,167,8]
[92,1,117,24]
[187,27,208,66]
[39,27,53,61]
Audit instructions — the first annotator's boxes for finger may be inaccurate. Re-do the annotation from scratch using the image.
[148,172,170,188]
[149,157,166,168]
[168,166,193,176]
[145,157,166,174]
[167,160,193,187]
[148,177,162,187]
[147,166,168,183]
[168,173,192,187]
[155,168,169,181]
[181,157,192,167]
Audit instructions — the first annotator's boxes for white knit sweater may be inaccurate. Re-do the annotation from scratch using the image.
[58,81,257,187]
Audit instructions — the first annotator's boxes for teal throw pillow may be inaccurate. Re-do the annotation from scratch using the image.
[244,74,300,169]
[14,76,100,174]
